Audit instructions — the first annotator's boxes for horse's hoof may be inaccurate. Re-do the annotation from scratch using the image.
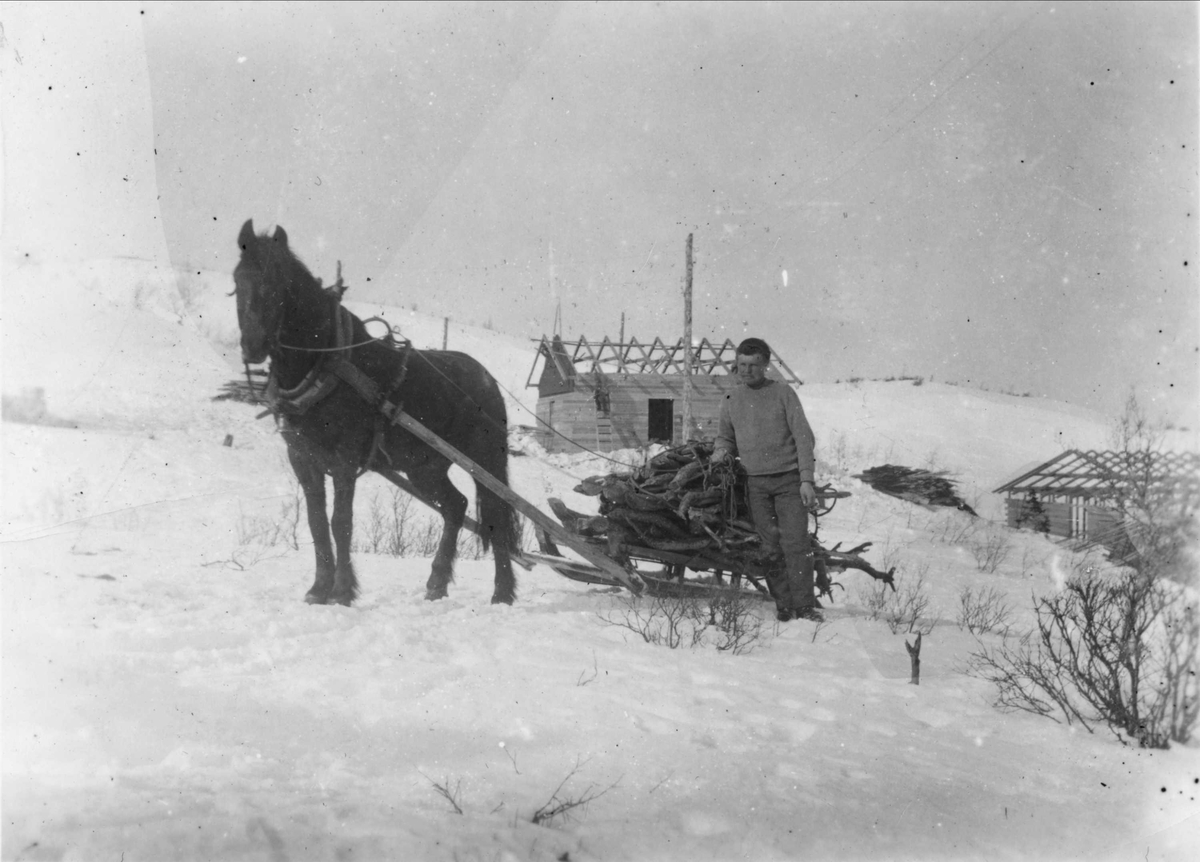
[425,588,447,601]
[331,594,354,607]
[305,592,329,605]
[491,594,515,606]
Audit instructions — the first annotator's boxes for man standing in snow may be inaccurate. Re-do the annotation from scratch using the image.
[711,338,821,622]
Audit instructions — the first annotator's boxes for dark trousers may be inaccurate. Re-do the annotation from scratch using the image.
[746,470,815,611]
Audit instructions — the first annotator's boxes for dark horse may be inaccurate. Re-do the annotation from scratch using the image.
[233,219,520,605]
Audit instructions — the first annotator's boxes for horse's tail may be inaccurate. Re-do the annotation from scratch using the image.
[476,448,521,556]
[471,390,521,558]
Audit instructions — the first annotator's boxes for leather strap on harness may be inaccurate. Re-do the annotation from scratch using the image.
[262,289,413,475]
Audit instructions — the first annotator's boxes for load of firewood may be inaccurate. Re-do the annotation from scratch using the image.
[547,441,895,594]
[852,464,977,515]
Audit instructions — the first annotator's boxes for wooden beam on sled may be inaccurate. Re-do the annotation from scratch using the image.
[386,411,645,594]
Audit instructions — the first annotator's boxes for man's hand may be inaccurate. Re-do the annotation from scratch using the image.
[800,480,817,510]
[711,448,732,464]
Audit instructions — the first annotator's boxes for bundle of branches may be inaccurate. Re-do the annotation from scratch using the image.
[560,440,751,553]
[853,464,977,515]
[548,441,894,594]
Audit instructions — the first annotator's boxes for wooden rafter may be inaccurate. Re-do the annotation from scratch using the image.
[993,449,1200,499]
[526,335,804,384]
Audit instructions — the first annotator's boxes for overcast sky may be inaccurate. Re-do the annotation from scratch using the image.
[5,2,1198,427]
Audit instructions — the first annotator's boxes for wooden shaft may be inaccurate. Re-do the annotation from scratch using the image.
[389,410,644,593]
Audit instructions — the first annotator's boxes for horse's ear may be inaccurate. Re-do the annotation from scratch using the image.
[273,225,288,246]
[238,219,256,255]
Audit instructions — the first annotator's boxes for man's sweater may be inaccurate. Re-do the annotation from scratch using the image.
[715,379,816,481]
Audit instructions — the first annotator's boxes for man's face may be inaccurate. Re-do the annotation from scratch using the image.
[736,352,768,388]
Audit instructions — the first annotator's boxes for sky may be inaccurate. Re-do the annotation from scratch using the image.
[2,1,1198,428]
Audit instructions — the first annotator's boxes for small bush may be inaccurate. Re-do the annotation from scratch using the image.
[966,571,1198,748]
[352,486,486,559]
[957,585,1014,635]
[597,588,765,655]
[859,565,937,635]
[931,512,981,546]
[702,588,764,654]
[969,526,1013,574]
[530,757,618,828]
[356,487,417,556]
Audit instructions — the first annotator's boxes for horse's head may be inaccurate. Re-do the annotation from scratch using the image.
[233,219,291,364]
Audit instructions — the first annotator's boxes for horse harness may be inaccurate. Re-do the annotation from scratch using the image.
[261,293,412,475]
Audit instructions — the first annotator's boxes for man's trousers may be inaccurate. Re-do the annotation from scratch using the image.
[746,470,815,612]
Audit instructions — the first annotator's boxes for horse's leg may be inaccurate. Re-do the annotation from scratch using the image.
[328,468,360,607]
[291,452,335,604]
[411,466,467,601]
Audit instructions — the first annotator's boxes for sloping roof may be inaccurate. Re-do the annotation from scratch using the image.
[525,335,803,387]
[993,449,1200,500]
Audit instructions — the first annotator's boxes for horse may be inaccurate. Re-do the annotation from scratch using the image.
[232,219,520,605]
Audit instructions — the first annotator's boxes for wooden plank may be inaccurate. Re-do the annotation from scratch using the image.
[521,551,621,586]
[388,409,645,593]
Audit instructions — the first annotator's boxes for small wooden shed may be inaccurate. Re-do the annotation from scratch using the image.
[993,449,1200,562]
[526,335,802,454]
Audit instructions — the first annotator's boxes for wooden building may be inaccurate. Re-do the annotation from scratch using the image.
[993,449,1200,562]
[526,335,803,454]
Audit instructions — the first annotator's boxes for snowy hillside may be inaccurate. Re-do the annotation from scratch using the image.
[2,259,1197,862]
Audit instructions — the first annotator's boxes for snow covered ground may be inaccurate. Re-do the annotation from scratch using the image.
[2,259,1198,861]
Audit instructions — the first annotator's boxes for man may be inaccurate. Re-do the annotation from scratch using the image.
[712,338,821,622]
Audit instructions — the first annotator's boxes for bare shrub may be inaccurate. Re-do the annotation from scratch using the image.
[701,588,764,655]
[966,391,1199,748]
[357,492,390,555]
[858,579,892,622]
[957,585,1014,635]
[597,588,765,654]
[215,484,302,570]
[411,518,443,556]
[886,566,937,635]
[352,486,491,559]
[456,529,486,561]
[934,513,980,546]
[966,573,1198,747]
[530,757,618,827]
[420,772,464,815]
[355,487,423,556]
[969,526,1013,573]
[598,592,703,649]
[858,564,936,635]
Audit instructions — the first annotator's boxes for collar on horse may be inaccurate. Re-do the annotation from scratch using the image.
[256,285,412,475]
[263,292,411,423]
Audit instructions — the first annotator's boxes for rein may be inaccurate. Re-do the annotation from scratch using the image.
[279,317,397,353]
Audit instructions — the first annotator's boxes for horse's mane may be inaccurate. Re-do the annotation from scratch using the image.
[246,226,321,296]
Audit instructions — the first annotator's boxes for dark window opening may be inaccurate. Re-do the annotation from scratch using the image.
[648,398,674,443]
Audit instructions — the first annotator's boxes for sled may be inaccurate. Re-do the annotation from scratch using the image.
[369,419,892,601]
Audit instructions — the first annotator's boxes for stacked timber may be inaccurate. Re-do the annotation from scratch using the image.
[553,441,756,555]
[547,441,895,592]
[853,464,977,515]
[214,370,269,405]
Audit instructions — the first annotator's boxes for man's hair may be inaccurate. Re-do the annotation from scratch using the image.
[736,337,771,363]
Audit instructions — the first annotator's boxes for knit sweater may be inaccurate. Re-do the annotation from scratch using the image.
[714,379,816,481]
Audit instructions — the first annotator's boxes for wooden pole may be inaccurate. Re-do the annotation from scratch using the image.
[682,233,695,443]
[387,409,645,594]
[619,312,625,372]
[442,317,449,350]
[905,632,922,685]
